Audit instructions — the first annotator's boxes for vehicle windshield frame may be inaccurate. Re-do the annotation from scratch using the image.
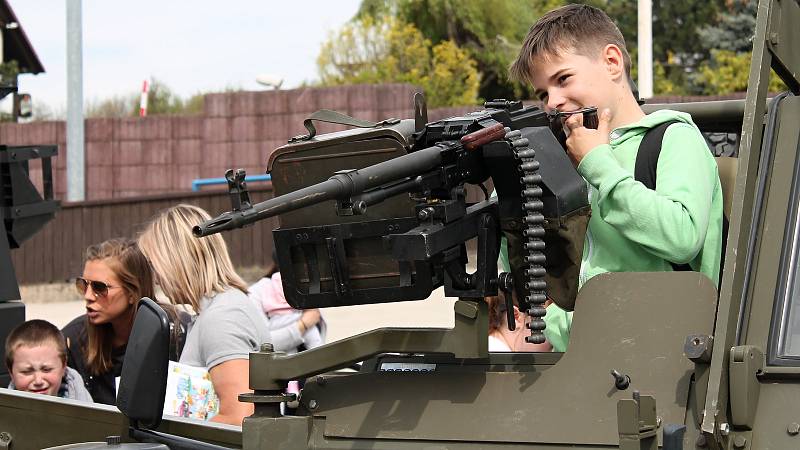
[768,131,800,366]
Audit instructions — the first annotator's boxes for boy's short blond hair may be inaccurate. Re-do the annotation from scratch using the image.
[510,4,631,85]
[4,320,67,370]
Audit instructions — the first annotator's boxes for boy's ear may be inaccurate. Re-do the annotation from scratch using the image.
[601,44,626,81]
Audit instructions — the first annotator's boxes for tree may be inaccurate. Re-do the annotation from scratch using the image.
[316,15,480,107]
[0,60,19,84]
[693,1,786,94]
[0,61,20,122]
[85,93,137,118]
[140,78,205,116]
[599,0,728,95]
[697,0,757,53]
[358,0,736,98]
[83,78,206,118]
[372,0,564,101]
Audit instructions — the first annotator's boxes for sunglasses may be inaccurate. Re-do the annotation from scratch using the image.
[547,106,599,131]
[75,277,122,298]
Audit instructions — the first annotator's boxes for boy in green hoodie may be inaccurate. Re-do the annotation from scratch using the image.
[507,4,724,351]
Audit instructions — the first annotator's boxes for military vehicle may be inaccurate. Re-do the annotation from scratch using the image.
[1,0,799,448]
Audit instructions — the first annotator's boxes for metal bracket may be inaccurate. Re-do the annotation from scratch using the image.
[729,345,764,429]
[225,168,252,212]
[249,299,487,391]
[0,431,11,450]
[685,334,713,425]
[766,0,800,93]
[685,334,714,364]
[325,236,350,298]
[414,92,428,132]
[617,391,659,450]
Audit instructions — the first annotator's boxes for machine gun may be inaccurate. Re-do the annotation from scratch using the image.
[197,97,590,344]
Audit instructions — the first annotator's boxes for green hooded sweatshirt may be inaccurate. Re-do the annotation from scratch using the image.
[524,109,724,352]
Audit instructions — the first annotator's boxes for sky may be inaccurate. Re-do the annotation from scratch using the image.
[9,0,362,113]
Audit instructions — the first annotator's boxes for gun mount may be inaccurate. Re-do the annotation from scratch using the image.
[198,99,590,346]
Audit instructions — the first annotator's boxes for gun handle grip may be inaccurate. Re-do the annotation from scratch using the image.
[461,123,506,151]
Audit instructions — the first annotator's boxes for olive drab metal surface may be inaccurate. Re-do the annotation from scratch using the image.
[266,119,418,229]
[265,119,430,308]
[297,273,715,446]
[3,0,800,448]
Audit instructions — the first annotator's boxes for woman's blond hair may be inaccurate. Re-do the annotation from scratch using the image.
[138,204,247,313]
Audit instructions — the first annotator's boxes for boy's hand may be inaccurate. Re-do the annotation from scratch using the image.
[564,109,612,165]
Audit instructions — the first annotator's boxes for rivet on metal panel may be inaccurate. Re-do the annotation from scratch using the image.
[733,435,747,448]
[788,422,800,436]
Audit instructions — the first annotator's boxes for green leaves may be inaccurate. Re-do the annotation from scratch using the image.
[333,0,776,100]
[316,16,480,107]
[694,49,786,94]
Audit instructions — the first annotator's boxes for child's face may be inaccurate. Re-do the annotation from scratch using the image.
[529,47,613,117]
[10,344,66,396]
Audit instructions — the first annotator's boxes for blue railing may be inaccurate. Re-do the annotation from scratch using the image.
[191,174,272,192]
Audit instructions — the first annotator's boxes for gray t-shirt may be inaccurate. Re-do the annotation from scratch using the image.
[180,287,272,369]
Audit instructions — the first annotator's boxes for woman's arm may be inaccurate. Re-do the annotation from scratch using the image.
[208,358,253,426]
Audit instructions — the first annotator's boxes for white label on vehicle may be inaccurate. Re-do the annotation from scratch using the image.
[379,362,436,372]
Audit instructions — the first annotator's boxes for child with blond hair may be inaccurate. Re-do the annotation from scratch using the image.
[6,319,92,401]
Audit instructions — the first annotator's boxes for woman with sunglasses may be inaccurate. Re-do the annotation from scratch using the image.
[62,238,188,405]
[138,204,271,426]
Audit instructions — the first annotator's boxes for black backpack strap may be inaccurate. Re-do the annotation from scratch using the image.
[634,120,680,190]
[634,120,691,272]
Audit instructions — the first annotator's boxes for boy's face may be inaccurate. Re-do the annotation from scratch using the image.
[10,344,66,396]
[529,47,611,116]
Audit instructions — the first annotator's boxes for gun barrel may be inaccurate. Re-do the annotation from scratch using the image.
[193,145,444,237]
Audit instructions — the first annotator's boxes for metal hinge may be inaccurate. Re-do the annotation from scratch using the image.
[729,345,764,429]
[617,391,659,450]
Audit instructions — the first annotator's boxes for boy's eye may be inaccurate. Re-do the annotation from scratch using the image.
[558,74,570,84]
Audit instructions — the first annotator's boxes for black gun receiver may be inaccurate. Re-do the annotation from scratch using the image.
[196,98,588,344]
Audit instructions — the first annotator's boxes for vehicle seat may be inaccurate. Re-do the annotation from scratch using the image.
[715,156,737,222]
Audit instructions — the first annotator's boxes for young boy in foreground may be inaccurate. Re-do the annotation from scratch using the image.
[6,319,93,401]
[509,4,724,351]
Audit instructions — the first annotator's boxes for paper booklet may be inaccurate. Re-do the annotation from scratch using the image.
[163,360,219,421]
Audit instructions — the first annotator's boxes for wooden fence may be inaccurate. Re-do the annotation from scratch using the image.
[10,187,277,285]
